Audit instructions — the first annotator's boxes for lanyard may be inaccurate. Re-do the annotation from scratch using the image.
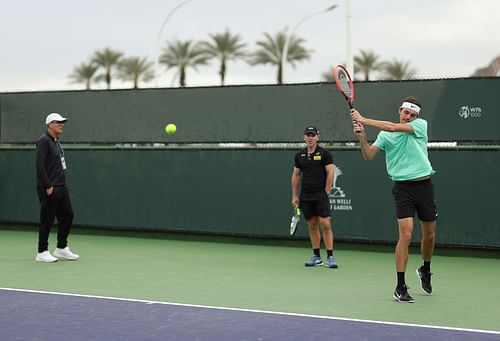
[55,139,64,157]
[55,139,67,170]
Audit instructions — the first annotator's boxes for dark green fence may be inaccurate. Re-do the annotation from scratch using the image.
[1,78,499,144]
[1,79,499,248]
[1,146,498,248]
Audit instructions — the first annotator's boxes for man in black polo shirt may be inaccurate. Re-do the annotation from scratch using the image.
[35,112,79,262]
[291,126,338,268]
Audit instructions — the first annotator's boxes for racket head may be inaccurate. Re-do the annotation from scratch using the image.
[290,215,299,236]
[289,204,301,236]
[333,64,355,107]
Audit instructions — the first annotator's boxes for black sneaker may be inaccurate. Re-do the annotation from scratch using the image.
[416,266,433,294]
[393,285,415,303]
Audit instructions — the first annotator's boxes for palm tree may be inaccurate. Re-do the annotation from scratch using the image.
[471,54,500,76]
[382,59,417,80]
[68,62,98,90]
[250,29,311,84]
[201,30,247,85]
[159,40,210,87]
[321,67,335,82]
[117,57,154,88]
[354,49,383,81]
[92,47,123,89]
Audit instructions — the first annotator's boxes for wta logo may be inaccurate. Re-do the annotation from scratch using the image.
[458,105,482,119]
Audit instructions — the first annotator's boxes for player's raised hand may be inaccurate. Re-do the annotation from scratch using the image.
[350,109,363,134]
[352,120,364,135]
[350,108,363,122]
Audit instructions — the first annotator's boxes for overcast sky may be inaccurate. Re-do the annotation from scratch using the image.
[1,0,499,92]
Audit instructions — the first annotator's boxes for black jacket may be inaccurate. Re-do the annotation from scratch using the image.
[36,132,66,188]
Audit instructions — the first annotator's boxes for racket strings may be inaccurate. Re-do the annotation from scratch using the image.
[336,71,352,96]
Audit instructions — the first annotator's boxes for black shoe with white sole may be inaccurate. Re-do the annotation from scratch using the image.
[416,266,433,294]
[393,285,415,303]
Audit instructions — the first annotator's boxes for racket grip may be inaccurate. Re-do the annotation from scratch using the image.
[354,122,362,133]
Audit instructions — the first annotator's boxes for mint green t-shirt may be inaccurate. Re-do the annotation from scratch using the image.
[373,118,436,181]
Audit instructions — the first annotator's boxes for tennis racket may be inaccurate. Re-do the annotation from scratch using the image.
[333,64,361,132]
[289,204,301,236]
[333,64,354,108]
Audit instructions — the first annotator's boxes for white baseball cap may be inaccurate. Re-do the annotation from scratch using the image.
[45,112,68,125]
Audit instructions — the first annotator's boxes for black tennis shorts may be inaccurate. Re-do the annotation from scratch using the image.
[299,192,331,221]
[392,178,438,221]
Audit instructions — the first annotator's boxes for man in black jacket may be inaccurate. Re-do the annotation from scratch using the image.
[35,112,79,262]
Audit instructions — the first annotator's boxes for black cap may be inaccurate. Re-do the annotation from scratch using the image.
[304,126,319,135]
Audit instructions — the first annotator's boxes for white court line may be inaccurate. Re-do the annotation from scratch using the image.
[1,287,499,336]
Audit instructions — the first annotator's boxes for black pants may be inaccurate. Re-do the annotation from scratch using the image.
[37,185,74,253]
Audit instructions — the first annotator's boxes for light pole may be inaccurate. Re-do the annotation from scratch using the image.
[345,0,354,74]
[281,4,337,83]
[154,0,196,87]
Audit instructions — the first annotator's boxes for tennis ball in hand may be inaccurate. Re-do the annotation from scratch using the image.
[165,123,177,135]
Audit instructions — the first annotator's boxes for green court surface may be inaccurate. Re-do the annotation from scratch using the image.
[1,226,499,332]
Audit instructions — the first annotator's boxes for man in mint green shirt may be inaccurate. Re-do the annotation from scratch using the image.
[350,97,437,303]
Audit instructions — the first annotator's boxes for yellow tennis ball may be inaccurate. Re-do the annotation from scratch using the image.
[165,123,177,135]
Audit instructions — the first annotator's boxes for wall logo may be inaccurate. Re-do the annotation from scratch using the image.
[328,166,353,211]
[458,105,482,119]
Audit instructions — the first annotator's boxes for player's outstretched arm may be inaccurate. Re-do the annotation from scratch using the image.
[351,109,413,133]
[357,131,380,161]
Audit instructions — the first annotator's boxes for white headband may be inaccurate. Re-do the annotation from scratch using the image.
[400,101,421,114]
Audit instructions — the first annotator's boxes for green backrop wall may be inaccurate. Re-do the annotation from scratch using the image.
[1,78,499,144]
[1,79,499,248]
[0,147,499,248]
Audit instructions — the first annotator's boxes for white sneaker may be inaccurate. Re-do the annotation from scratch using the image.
[35,251,58,263]
[53,247,80,260]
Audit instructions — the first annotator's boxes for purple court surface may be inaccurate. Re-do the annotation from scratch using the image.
[1,288,499,341]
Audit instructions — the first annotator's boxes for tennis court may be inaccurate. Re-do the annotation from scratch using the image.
[1,79,499,340]
[1,227,499,340]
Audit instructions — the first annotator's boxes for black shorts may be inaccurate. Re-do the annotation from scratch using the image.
[392,179,437,221]
[299,192,331,221]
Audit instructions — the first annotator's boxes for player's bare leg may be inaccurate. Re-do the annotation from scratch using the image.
[307,217,321,249]
[319,216,333,250]
[393,217,415,302]
[416,220,436,294]
[304,217,324,266]
[420,220,436,262]
[395,217,414,272]
[319,216,337,268]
